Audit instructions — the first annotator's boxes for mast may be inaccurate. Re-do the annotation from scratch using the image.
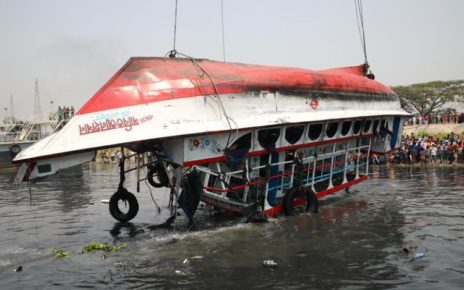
[9,94,14,118]
[34,78,42,120]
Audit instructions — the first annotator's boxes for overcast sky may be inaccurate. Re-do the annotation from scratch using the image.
[1,0,463,119]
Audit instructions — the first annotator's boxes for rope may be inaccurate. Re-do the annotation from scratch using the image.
[145,179,162,214]
[221,0,226,62]
[170,0,178,57]
[354,0,368,65]
[118,147,125,189]
[169,50,238,147]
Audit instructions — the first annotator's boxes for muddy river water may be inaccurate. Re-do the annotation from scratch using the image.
[0,164,463,289]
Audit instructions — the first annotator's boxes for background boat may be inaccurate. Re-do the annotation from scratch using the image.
[0,111,71,170]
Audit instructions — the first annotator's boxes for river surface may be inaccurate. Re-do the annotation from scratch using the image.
[0,164,463,289]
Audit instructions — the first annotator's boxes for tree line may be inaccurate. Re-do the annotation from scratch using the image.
[392,80,464,116]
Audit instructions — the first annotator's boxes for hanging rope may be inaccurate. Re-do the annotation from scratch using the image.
[170,0,179,58]
[354,0,367,64]
[221,0,226,62]
[165,50,238,147]
[354,0,374,79]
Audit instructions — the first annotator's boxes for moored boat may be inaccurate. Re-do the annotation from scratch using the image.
[0,111,71,169]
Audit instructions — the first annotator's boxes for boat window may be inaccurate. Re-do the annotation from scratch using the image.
[258,128,280,150]
[353,120,362,134]
[380,119,386,129]
[326,122,339,138]
[224,133,252,169]
[230,133,251,151]
[341,121,352,136]
[373,120,380,134]
[285,125,304,144]
[363,120,372,133]
[308,123,323,141]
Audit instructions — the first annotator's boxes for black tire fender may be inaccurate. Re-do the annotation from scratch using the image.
[282,187,318,216]
[9,144,21,159]
[282,187,299,216]
[305,188,319,213]
[109,189,139,222]
[147,162,169,188]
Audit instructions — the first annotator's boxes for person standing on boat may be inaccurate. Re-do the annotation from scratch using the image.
[70,106,75,117]
[57,106,63,122]
[63,107,69,120]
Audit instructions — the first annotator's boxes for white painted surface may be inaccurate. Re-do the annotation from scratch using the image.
[14,92,409,163]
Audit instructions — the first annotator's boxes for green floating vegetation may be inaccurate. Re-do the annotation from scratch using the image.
[52,247,69,259]
[81,242,128,253]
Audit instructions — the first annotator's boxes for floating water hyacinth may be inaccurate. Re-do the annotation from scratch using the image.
[81,242,128,253]
[52,247,69,259]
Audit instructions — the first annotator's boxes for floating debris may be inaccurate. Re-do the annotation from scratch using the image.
[81,242,128,253]
[191,255,204,260]
[14,266,23,272]
[262,259,278,267]
[175,270,187,276]
[52,247,69,259]
[402,247,409,254]
[182,258,190,264]
[101,255,108,260]
[101,199,110,204]
[296,251,308,258]
[414,252,426,259]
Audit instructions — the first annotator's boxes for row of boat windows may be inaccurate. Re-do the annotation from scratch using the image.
[231,118,391,151]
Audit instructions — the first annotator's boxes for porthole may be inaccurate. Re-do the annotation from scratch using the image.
[363,120,372,133]
[353,120,362,134]
[258,128,280,150]
[308,123,323,141]
[285,125,304,145]
[341,121,352,136]
[229,133,251,151]
[326,122,339,138]
[373,120,380,134]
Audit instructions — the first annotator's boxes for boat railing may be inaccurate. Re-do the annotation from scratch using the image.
[195,139,371,204]
[50,110,72,132]
[0,118,22,135]
[16,121,35,141]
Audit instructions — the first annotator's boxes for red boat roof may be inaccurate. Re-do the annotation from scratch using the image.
[78,57,394,115]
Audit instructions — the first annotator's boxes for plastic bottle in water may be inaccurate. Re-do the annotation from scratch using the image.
[414,252,425,259]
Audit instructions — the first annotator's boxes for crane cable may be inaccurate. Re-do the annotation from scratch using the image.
[170,0,179,57]
[166,0,237,146]
[164,50,238,147]
[354,0,374,78]
[221,0,226,62]
[354,0,367,64]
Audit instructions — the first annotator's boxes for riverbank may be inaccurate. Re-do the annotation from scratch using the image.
[403,123,464,137]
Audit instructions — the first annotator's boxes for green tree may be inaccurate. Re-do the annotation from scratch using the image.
[392,80,464,116]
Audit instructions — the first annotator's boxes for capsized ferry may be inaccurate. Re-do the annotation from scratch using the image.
[13,57,410,223]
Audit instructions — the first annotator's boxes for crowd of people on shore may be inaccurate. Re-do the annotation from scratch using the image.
[405,113,464,126]
[371,132,464,165]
